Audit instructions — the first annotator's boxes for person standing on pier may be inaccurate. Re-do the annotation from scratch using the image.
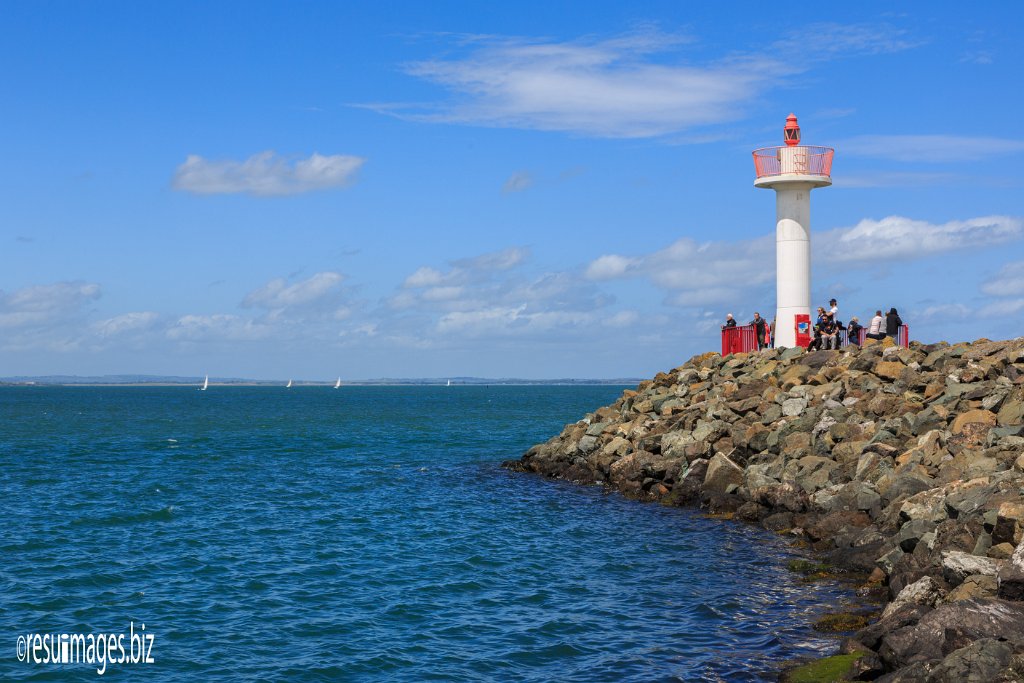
[751,312,769,350]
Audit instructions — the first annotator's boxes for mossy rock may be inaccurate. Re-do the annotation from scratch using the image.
[787,559,832,575]
[812,612,871,632]
[781,653,864,682]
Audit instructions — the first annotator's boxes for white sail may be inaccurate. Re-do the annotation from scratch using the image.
[200,375,208,391]
[286,379,293,388]
[334,377,341,389]
[447,379,451,387]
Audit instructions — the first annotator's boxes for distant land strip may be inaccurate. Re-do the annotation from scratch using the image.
[0,375,644,387]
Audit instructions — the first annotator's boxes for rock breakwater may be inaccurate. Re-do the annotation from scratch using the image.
[505,337,1024,681]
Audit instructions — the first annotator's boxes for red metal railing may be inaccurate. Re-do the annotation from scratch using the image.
[721,324,768,355]
[752,146,834,180]
[722,324,910,355]
[845,325,909,348]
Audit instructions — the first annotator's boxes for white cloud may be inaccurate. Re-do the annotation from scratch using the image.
[818,215,1022,263]
[0,282,100,329]
[173,151,365,196]
[982,260,1024,297]
[839,135,1024,163]
[386,246,619,341]
[242,272,346,310]
[603,310,639,328]
[502,171,534,193]
[585,235,774,306]
[585,254,638,280]
[437,305,526,334]
[403,266,447,288]
[92,312,159,337]
[452,246,529,272]
[166,314,271,341]
[370,24,915,139]
[580,215,1022,309]
[421,286,465,302]
[960,51,993,65]
[380,30,785,138]
[979,299,1024,317]
[773,22,918,58]
[153,272,356,347]
[915,304,972,323]
[435,306,596,337]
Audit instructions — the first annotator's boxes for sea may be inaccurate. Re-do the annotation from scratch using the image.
[1,385,855,681]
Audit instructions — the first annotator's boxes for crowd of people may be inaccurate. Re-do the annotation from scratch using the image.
[723,299,905,350]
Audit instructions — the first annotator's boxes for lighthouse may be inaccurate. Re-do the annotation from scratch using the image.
[753,114,834,348]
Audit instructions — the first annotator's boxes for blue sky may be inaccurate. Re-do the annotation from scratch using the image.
[1,2,1022,380]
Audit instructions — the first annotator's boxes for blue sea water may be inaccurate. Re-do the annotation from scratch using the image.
[1,386,853,681]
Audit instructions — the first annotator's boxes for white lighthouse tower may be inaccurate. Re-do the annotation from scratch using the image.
[752,114,834,348]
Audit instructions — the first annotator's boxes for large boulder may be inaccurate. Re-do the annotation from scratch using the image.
[942,550,1002,585]
[924,638,1018,683]
[703,452,744,495]
[878,598,1024,669]
[881,576,944,619]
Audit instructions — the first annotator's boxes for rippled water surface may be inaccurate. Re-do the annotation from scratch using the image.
[1,386,852,681]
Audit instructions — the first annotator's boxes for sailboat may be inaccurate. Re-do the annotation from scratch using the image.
[286,379,293,389]
[200,375,208,391]
[446,379,451,387]
[334,377,341,389]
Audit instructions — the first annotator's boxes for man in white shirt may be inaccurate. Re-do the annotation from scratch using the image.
[866,310,885,340]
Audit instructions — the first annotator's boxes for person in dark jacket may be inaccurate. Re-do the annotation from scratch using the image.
[886,308,903,339]
[846,316,863,346]
[807,321,823,351]
[751,312,768,350]
[821,317,840,350]
[723,313,737,328]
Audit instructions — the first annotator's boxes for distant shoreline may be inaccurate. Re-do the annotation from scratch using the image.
[1,380,644,388]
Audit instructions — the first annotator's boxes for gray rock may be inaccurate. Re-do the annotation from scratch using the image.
[809,483,844,512]
[882,474,933,507]
[750,481,808,513]
[669,458,709,504]
[745,462,782,491]
[703,452,744,495]
[780,346,805,361]
[877,546,906,575]
[944,484,996,520]
[925,638,1015,683]
[898,519,938,553]
[997,539,1024,601]
[942,550,1002,585]
[879,598,1024,669]
[858,486,883,512]
[882,576,944,619]
[900,490,949,525]
[973,532,993,557]
[660,431,692,459]
[781,397,808,417]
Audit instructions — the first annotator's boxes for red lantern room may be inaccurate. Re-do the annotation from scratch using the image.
[784,113,800,146]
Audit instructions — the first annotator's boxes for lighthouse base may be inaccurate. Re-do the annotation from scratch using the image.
[773,306,810,349]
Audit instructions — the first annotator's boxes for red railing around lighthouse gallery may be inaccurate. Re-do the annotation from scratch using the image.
[752,146,834,180]
[721,323,909,355]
